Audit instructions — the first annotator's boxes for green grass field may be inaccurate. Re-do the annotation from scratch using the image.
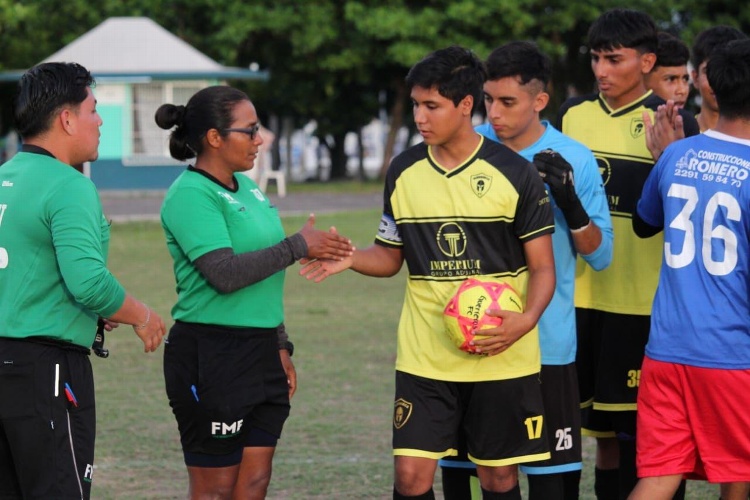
[93,209,719,499]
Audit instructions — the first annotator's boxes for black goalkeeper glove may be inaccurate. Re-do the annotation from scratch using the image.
[533,149,590,231]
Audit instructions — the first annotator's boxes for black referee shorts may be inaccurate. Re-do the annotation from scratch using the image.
[0,337,95,499]
[163,321,290,467]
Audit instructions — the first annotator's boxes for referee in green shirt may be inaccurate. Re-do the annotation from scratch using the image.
[156,85,354,498]
[0,62,166,499]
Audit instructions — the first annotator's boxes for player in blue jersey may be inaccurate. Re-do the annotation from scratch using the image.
[630,39,750,500]
[440,41,613,500]
[560,10,700,499]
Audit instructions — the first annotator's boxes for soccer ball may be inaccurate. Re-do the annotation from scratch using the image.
[443,277,523,354]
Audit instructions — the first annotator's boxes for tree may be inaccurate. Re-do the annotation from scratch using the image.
[1,0,748,174]
[205,2,383,179]
[347,0,553,177]
[0,0,115,134]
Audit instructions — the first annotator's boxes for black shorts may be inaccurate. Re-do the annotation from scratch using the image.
[576,308,648,437]
[393,371,550,466]
[0,337,95,499]
[521,363,582,474]
[163,321,290,467]
[441,364,582,474]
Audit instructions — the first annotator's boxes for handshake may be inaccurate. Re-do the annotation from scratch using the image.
[532,149,590,231]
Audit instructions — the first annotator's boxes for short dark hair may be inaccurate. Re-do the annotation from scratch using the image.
[653,32,690,69]
[691,25,748,69]
[155,85,250,161]
[485,41,551,90]
[405,45,486,112]
[707,39,750,120]
[588,8,657,54]
[13,62,94,139]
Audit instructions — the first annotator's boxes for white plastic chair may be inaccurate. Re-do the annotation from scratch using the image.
[255,126,286,198]
[258,164,286,198]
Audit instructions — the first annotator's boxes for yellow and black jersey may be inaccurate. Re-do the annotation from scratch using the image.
[376,136,554,382]
[558,91,699,315]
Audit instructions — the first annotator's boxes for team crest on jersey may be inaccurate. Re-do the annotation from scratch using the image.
[630,118,645,138]
[393,398,413,429]
[436,222,467,258]
[470,174,492,198]
[250,188,265,201]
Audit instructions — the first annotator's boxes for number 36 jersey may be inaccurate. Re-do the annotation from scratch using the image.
[637,130,750,369]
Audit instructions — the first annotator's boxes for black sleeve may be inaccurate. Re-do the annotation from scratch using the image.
[277,323,294,355]
[680,109,701,137]
[277,323,289,343]
[193,234,307,293]
[632,209,663,238]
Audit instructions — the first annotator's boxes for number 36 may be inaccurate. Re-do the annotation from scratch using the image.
[666,183,740,276]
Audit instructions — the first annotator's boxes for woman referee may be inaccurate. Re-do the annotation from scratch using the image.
[156,86,353,498]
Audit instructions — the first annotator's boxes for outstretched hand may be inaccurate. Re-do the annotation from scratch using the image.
[299,225,354,282]
[643,100,684,161]
[299,255,353,283]
[297,213,355,260]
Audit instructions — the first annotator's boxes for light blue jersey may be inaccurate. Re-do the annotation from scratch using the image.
[637,130,750,369]
[476,121,613,365]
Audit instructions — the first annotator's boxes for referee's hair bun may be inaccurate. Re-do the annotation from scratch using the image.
[155,104,186,130]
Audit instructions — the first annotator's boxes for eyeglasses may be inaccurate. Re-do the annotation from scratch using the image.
[223,124,261,140]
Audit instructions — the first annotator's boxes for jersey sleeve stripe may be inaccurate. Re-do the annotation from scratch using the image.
[518,225,555,241]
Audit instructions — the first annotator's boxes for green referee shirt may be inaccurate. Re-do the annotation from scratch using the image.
[161,168,286,327]
[0,148,126,348]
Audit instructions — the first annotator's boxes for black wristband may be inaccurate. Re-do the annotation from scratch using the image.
[562,198,590,231]
[279,340,294,357]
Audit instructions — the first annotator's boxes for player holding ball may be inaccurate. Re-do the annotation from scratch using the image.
[301,45,555,500]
